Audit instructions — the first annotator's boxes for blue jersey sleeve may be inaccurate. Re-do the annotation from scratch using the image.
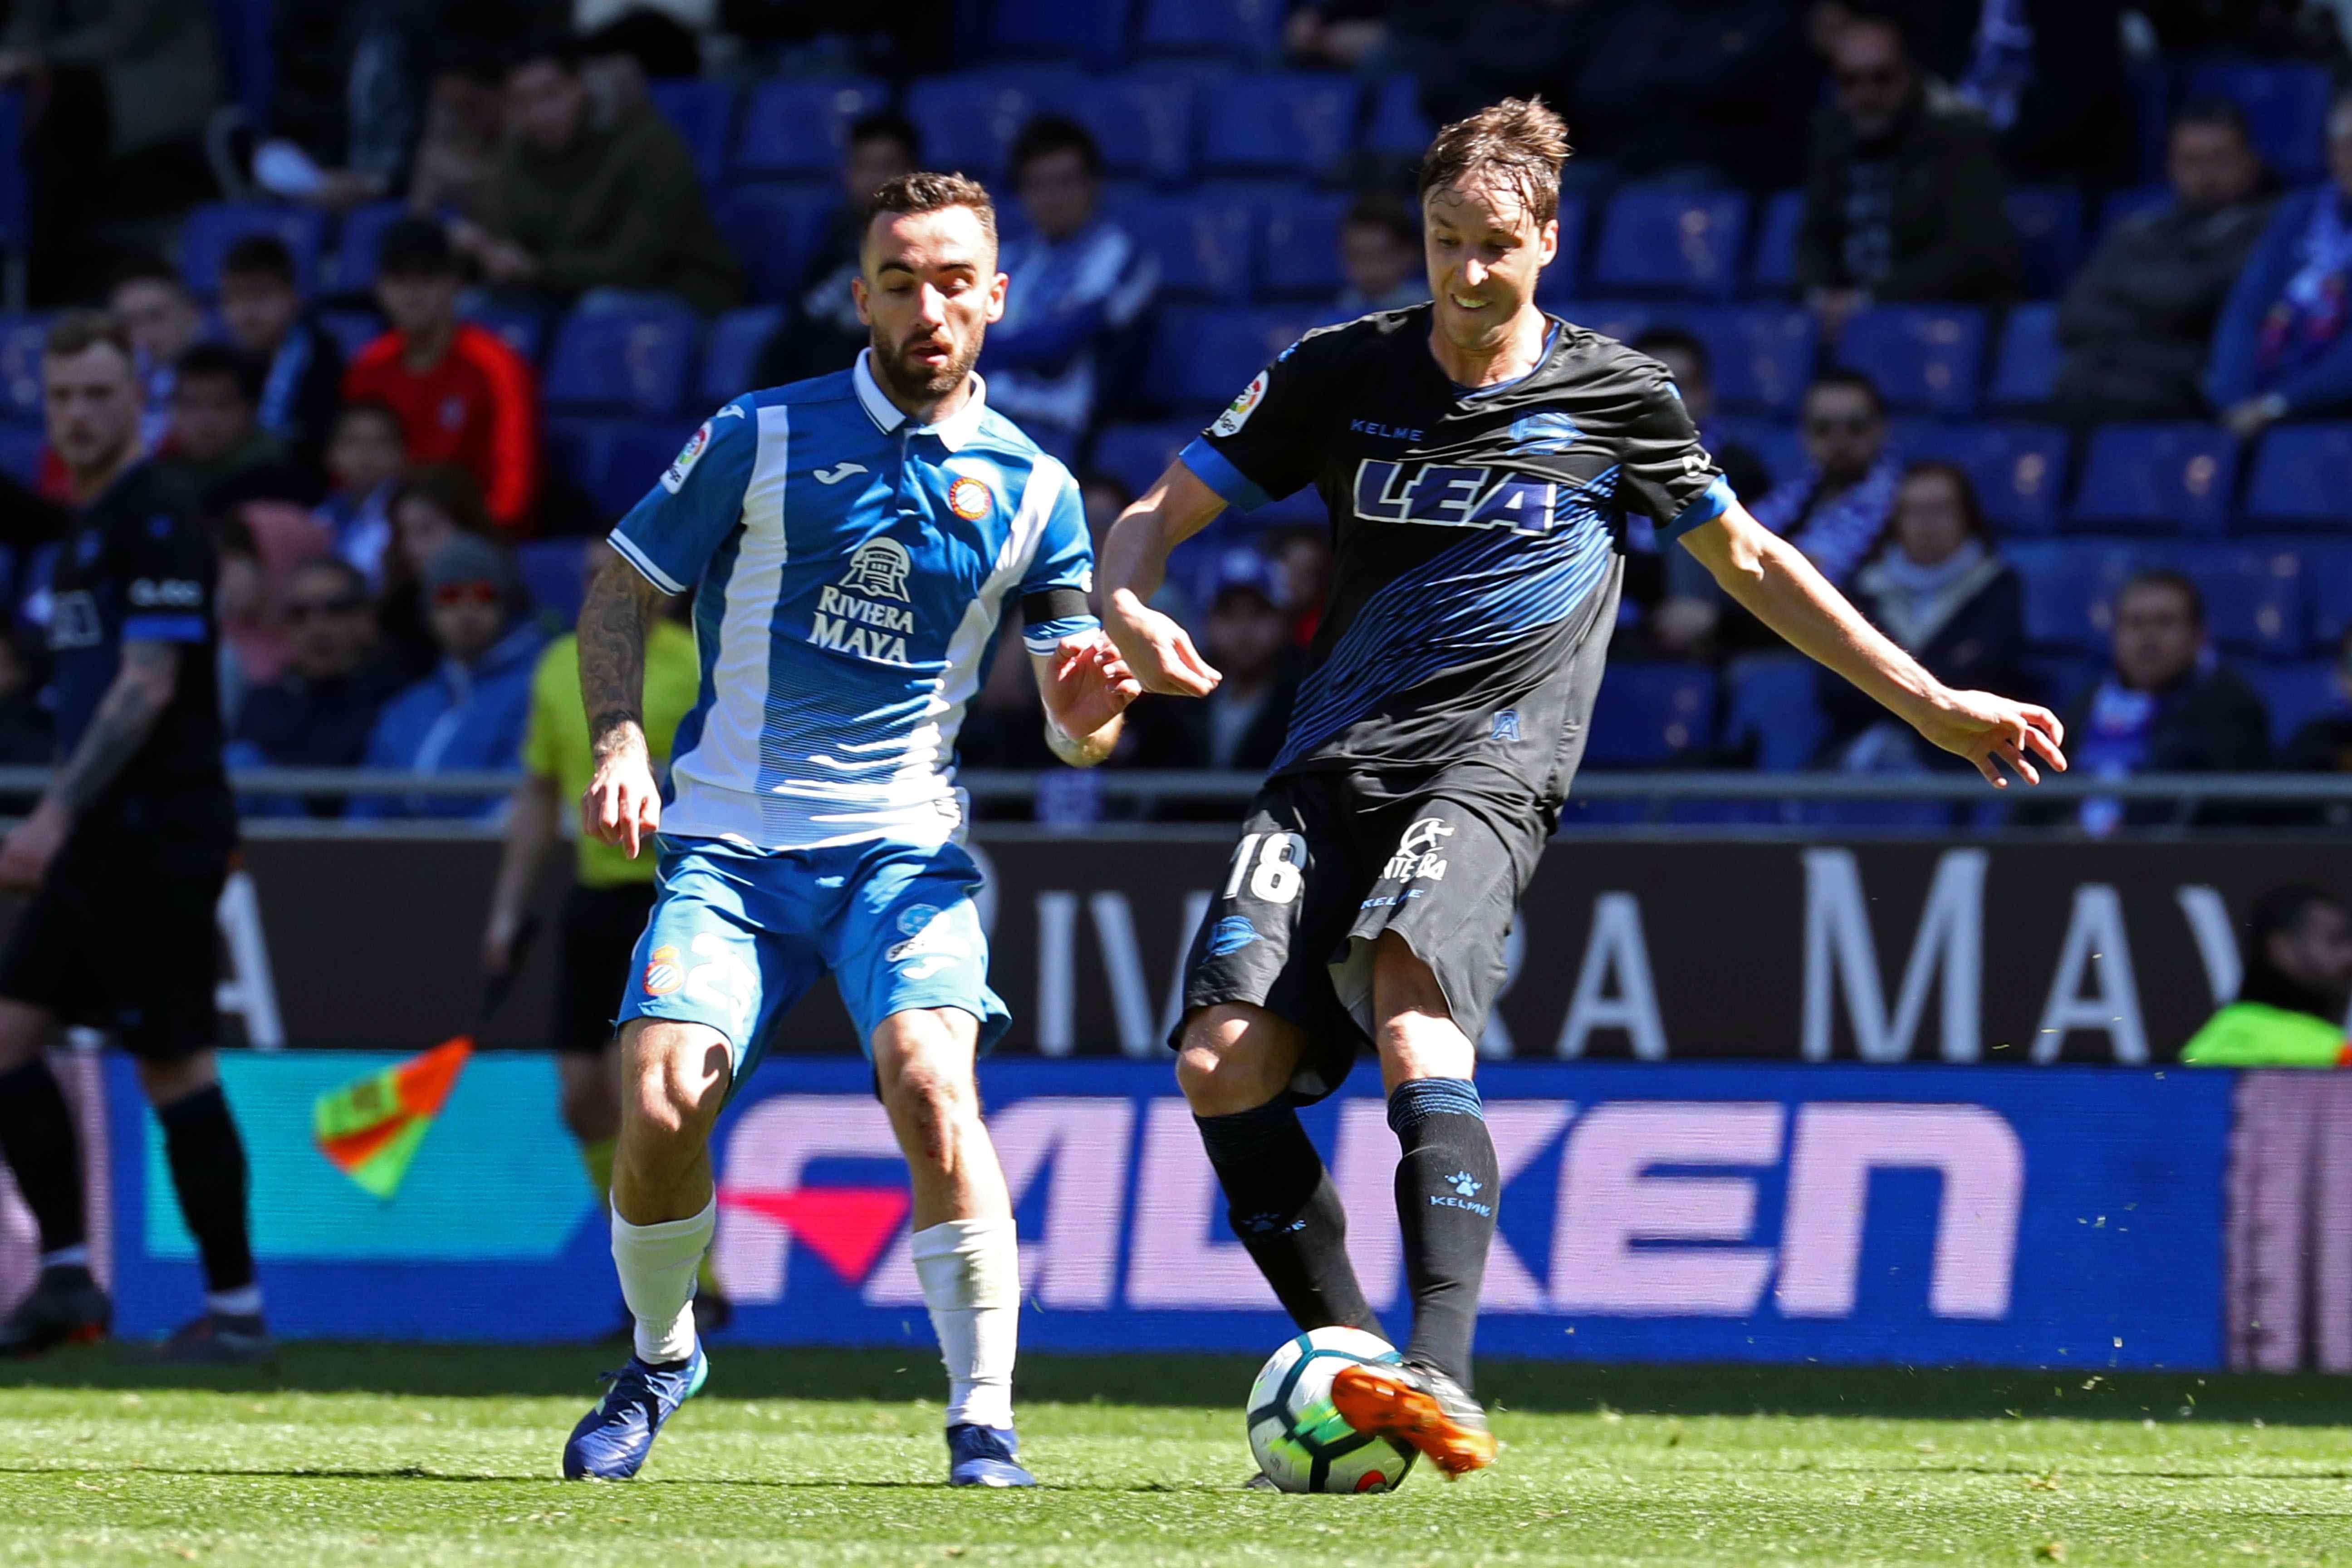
[608,402,759,595]
[1018,468,1101,655]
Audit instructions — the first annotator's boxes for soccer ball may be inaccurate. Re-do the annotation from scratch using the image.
[1245,1326,1417,1494]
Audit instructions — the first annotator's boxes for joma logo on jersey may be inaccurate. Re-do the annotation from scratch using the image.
[1352,460,1560,532]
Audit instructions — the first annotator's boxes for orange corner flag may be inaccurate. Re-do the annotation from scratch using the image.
[313,1038,473,1199]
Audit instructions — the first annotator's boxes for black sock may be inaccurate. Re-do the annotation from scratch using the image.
[1196,1096,1384,1338]
[156,1084,255,1297]
[1390,1078,1497,1392]
[0,1060,86,1257]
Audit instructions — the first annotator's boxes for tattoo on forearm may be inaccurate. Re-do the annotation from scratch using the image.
[52,642,174,816]
[578,554,666,757]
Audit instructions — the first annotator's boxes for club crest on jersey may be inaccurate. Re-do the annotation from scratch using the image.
[643,944,683,995]
[1504,411,1582,456]
[839,538,913,602]
[947,476,992,520]
[1212,371,1268,437]
[662,421,714,494]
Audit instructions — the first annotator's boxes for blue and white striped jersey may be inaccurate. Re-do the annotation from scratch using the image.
[608,352,1099,850]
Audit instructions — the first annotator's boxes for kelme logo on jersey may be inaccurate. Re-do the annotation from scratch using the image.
[662,421,713,494]
[1351,460,1564,534]
[947,476,992,520]
[1212,371,1268,437]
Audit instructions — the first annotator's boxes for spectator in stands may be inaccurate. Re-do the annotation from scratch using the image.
[1628,328,1771,502]
[2181,885,2352,1066]
[2057,99,2275,423]
[403,43,507,222]
[106,254,201,450]
[159,346,318,510]
[1334,194,1427,318]
[345,219,541,534]
[1818,461,2024,768]
[381,463,495,675]
[984,117,1158,461]
[449,38,741,317]
[1126,549,1300,773]
[226,558,407,815]
[2209,88,2352,439]
[315,402,408,590]
[1749,370,1900,590]
[1797,12,2018,333]
[755,110,923,387]
[352,534,544,819]
[2064,569,2271,834]
[1950,0,2131,182]
[217,236,346,481]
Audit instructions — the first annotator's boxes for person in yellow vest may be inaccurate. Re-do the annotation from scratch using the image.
[2182,885,2352,1067]
[481,545,718,1323]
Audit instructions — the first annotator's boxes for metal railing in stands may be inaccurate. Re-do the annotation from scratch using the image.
[0,767,2347,806]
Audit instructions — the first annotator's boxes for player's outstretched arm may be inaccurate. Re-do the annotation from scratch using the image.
[1678,504,2068,788]
[1032,633,1144,767]
[1098,460,1229,698]
[0,641,178,888]
[578,544,673,856]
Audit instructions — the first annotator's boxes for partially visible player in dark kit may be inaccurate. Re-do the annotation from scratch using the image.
[1099,99,2067,1475]
[0,312,267,1362]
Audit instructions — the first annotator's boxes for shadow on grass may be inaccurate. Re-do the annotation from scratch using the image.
[6,1344,2352,1426]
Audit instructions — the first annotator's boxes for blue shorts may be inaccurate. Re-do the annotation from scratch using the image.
[616,833,1009,1083]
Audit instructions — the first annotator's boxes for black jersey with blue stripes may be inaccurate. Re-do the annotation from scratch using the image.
[1181,304,1730,795]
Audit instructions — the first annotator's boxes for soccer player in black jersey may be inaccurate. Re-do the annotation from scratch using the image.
[0,313,266,1361]
[1099,100,2067,1474]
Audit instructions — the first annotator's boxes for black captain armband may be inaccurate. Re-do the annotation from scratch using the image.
[1022,587,1092,625]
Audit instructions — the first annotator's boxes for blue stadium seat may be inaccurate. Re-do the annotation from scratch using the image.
[988,0,1132,68]
[700,305,785,407]
[543,303,700,417]
[2241,423,2352,530]
[1987,302,2059,410]
[2009,538,2157,651]
[315,308,383,363]
[2096,184,2170,239]
[1707,415,1801,495]
[2180,541,2308,658]
[1364,73,1430,158]
[1585,663,1717,766]
[1592,186,1751,300]
[2070,423,2237,534]
[330,201,406,296]
[1070,75,1195,185]
[551,415,701,521]
[460,301,547,365]
[1897,420,2071,535]
[2182,62,2332,186]
[714,186,836,305]
[1722,654,1826,771]
[1091,421,1198,497]
[1748,189,1803,296]
[906,72,1088,181]
[517,538,593,628]
[2022,653,2100,712]
[1690,304,1816,415]
[1134,0,1282,60]
[735,78,891,181]
[179,202,329,296]
[2247,659,2344,747]
[1200,74,1361,179]
[2005,187,2084,300]
[0,422,39,486]
[2313,543,2352,648]
[1837,305,1988,417]
[1260,191,1350,298]
[645,79,735,189]
[1146,304,1318,420]
[0,313,50,422]
[1119,194,1254,302]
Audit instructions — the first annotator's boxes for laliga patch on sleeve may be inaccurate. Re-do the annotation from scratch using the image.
[661,420,714,494]
[1211,371,1269,438]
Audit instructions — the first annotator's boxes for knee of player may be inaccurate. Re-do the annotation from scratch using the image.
[621,1025,727,1139]
[1174,1035,1273,1116]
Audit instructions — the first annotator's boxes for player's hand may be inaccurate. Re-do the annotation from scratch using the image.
[583,726,662,858]
[1046,632,1144,740]
[1102,588,1221,698]
[0,798,68,891]
[1912,687,2068,789]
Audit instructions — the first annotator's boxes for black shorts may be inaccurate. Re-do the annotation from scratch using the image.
[554,880,657,1056]
[0,835,231,1061]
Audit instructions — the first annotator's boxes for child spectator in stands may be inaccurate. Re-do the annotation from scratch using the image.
[345,219,540,534]
[227,557,407,816]
[1798,12,2018,335]
[160,345,318,510]
[352,534,544,820]
[380,464,495,676]
[315,402,407,589]
[106,253,201,451]
[449,38,741,317]
[1818,461,2024,769]
[217,235,346,481]
[985,116,1158,462]
[1125,549,1300,775]
[2058,99,2275,423]
[2209,87,2352,439]
[755,111,922,386]
[2062,568,2271,834]
[1750,370,1900,589]
[1333,194,1427,318]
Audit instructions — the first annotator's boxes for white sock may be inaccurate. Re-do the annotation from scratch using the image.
[911,1217,1019,1431]
[39,1245,88,1271]
[205,1285,263,1317]
[612,1200,714,1366]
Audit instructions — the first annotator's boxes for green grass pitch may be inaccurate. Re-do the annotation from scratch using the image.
[4,1345,2350,1566]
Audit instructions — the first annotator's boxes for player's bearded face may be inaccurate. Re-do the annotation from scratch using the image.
[1422,179,1557,351]
[42,345,141,477]
[857,208,1008,408]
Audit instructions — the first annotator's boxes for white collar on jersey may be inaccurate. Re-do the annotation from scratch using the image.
[852,349,989,451]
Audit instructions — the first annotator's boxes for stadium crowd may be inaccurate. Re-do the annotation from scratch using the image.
[1,0,2351,826]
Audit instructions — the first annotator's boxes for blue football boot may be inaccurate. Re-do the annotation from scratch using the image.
[946,1422,1036,1487]
[562,1347,708,1480]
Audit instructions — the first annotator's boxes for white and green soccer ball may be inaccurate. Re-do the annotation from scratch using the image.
[1245,1326,1417,1494]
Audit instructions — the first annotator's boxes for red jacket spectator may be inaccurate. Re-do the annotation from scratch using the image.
[343,323,539,534]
